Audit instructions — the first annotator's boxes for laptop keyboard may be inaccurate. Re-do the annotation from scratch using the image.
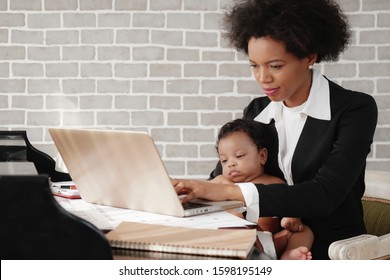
[182,201,211,210]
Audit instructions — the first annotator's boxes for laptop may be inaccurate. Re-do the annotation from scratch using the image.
[48,128,244,217]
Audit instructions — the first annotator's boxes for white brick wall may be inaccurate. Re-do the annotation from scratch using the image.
[0,0,389,178]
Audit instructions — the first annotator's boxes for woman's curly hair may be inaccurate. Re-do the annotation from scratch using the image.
[222,0,350,62]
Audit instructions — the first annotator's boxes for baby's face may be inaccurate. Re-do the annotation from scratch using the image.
[218,132,266,183]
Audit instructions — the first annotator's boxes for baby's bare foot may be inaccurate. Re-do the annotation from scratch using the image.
[280,246,312,260]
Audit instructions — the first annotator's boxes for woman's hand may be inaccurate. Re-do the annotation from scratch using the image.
[170,178,244,204]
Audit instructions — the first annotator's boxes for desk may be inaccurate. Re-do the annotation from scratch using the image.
[55,197,272,260]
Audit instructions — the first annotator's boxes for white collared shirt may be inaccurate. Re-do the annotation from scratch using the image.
[238,69,331,222]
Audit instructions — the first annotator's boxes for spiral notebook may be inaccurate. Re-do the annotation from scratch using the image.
[105,221,257,259]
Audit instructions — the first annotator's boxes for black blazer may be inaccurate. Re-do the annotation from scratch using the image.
[211,79,378,259]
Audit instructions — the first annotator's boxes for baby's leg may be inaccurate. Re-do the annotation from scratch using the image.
[273,225,314,260]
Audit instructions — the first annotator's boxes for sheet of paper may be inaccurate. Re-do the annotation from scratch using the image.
[55,197,255,230]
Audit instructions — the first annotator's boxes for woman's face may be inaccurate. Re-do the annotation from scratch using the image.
[248,36,316,107]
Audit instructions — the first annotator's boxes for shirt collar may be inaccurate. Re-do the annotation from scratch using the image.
[254,68,331,124]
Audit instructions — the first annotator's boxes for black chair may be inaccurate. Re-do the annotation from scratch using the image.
[0,131,112,259]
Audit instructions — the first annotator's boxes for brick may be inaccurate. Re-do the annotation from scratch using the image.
[98,46,130,60]
[28,14,60,29]
[167,79,199,93]
[152,30,183,46]
[184,63,216,77]
[133,13,165,28]
[217,96,253,110]
[10,0,41,10]
[201,112,234,126]
[341,80,375,94]
[0,13,25,27]
[164,160,185,176]
[115,0,147,11]
[115,63,147,78]
[168,112,198,126]
[28,46,60,61]
[63,46,95,60]
[11,30,43,44]
[202,50,235,61]
[342,46,375,61]
[63,79,95,93]
[97,111,130,125]
[62,112,95,126]
[81,63,112,77]
[133,46,164,60]
[47,30,79,44]
[184,0,218,11]
[46,96,78,109]
[378,79,390,93]
[12,63,43,77]
[63,13,96,27]
[360,30,390,44]
[0,46,25,60]
[359,63,390,77]
[362,0,390,11]
[167,48,200,61]
[201,79,234,94]
[167,13,201,29]
[0,62,9,77]
[27,111,61,125]
[28,79,60,93]
[0,95,8,108]
[81,30,113,44]
[98,13,130,27]
[204,13,221,30]
[378,46,390,60]
[183,128,215,142]
[44,0,78,10]
[166,144,198,158]
[187,160,218,176]
[150,0,182,10]
[219,63,252,77]
[0,79,25,92]
[132,111,164,126]
[132,80,164,93]
[81,95,113,109]
[150,96,181,109]
[80,0,112,10]
[186,31,218,47]
[97,79,130,93]
[115,95,147,109]
[150,128,181,141]
[183,96,215,110]
[46,63,78,77]
[0,29,7,43]
[347,14,375,28]
[0,110,25,124]
[150,64,181,77]
[116,29,149,44]
[12,95,43,109]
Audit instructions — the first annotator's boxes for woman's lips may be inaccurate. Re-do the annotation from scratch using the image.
[262,87,279,96]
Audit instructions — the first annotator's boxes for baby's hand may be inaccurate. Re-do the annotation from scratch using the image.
[209,175,233,184]
[281,217,303,232]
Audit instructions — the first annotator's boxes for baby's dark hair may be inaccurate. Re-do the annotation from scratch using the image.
[216,119,265,153]
[222,0,350,63]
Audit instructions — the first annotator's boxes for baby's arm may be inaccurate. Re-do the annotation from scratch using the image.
[281,217,304,232]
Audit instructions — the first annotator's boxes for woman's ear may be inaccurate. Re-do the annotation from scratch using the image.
[259,148,268,165]
[307,53,318,67]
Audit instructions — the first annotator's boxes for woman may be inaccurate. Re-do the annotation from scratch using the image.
[172,0,378,259]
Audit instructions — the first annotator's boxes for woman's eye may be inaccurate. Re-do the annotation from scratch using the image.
[250,64,259,69]
[236,154,245,159]
[270,65,282,69]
